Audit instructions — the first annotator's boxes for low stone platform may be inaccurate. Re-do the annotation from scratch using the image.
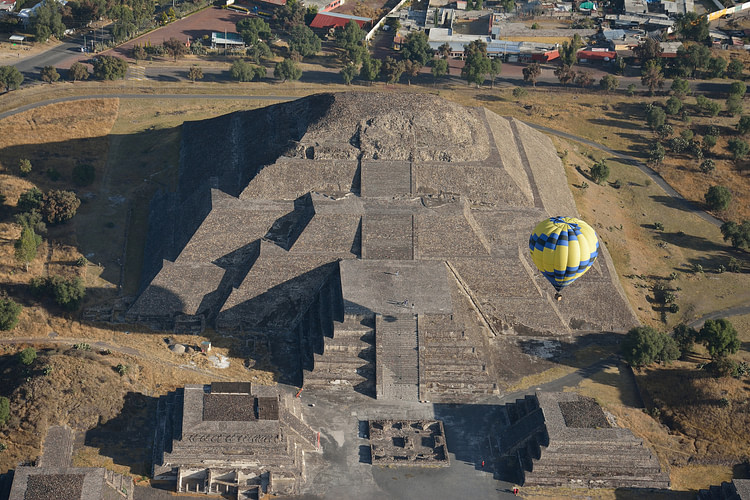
[368,420,449,467]
[499,392,670,490]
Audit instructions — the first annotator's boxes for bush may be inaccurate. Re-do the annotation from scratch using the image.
[665,96,682,115]
[17,188,43,212]
[19,158,32,176]
[738,115,750,135]
[590,159,610,184]
[699,158,715,174]
[711,358,737,378]
[68,62,90,81]
[0,397,8,426]
[646,106,666,130]
[728,137,750,161]
[74,342,91,350]
[699,318,740,360]
[512,87,527,99]
[30,275,86,310]
[72,164,95,186]
[728,256,741,272]
[621,326,680,367]
[41,190,80,224]
[40,65,59,83]
[673,323,697,355]
[653,221,664,230]
[729,80,746,96]
[18,347,36,365]
[0,298,21,331]
[702,134,717,150]
[116,363,129,375]
[93,55,128,80]
[704,185,731,211]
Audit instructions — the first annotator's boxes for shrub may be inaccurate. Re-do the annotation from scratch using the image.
[68,62,90,81]
[19,158,32,176]
[17,188,43,212]
[41,190,80,224]
[73,342,91,351]
[738,115,750,135]
[654,221,664,230]
[665,96,682,115]
[93,55,128,80]
[701,134,717,150]
[18,347,36,365]
[590,159,610,184]
[621,326,680,367]
[116,363,129,375]
[699,318,740,360]
[728,137,750,161]
[699,158,715,174]
[30,275,86,310]
[512,87,527,99]
[72,164,95,186]
[40,66,59,83]
[75,256,88,267]
[0,298,21,331]
[0,397,8,426]
[728,257,741,272]
[646,106,666,130]
[704,185,731,211]
[627,83,636,96]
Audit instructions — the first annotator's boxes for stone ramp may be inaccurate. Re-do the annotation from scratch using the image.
[375,314,419,401]
[38,425,74,468]
[361,160,412,198]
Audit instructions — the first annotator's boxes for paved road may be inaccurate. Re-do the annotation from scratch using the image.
[13,35,88,80]
[687,304,750,328]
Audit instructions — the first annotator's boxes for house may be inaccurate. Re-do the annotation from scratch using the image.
[577,48,617,63]
[456,0,467,9]
[0,0,16,12]
[309,11,370,29]
[623,0,647,14]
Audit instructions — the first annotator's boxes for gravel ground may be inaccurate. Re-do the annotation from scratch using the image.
[25,473,84,499]
[558,397,611,429]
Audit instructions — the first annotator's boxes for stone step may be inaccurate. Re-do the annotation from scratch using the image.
[318,343,374,358]
[424,382,497,393]
[523,473,670,489]
[544,442,650,456]
[422,372,490,383]
[312,356,374,370]
[304,372,374,389]
[332,328,375,340]
[532,454,660,471]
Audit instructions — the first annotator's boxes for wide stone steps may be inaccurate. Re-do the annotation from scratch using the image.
[530,455,661,471]
[545,441,647,455]
[331,328,375,340]
[422,372,489,383]
[523,474,670,489]
[424,381,497,391]
[422,357,486,367]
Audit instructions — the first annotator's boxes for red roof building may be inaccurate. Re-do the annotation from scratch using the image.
[577,49,617,61]
[309,11,371,29]
[532,49,559,62]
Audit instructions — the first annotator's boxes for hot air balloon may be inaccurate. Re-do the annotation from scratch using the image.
[528,216,599,300]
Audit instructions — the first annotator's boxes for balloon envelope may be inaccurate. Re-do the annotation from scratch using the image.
[528,216,599,292]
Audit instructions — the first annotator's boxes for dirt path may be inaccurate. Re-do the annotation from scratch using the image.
[0,336,234,380]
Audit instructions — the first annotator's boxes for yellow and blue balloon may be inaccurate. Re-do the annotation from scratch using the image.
[529,216,599,294]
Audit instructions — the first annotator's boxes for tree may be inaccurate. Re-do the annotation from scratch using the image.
[438,42,452,60]
[575,70,594,88]
[729,80,746,97]
[728,138,750,161]
[40,65,59,83]
[670,77,690,99]
[461,39,490,87]
[704,185,731,211]
[31,275,86,310]
[14,226,42,272]
[17,188,43,212]
[0,298,21,331]
[289,24,321,58]
[382,56,405,84]
[230,60,265,81]
[559,34,583,66]
[676,44,710,77]
[31,1,66,42]
[589,159,610,184]
[18,347,36,365]
[706,56,727,78]
[41,190,80,224]
[665,96,683,115]
[554,64,575,86]
[402,60,422,85]
[402,31,432,65]
[274,58,301,82]
[726,94,743,117]
[621,326,680,367]
[727,59,744,80]
[699,319,740,360]
[487,58,502,88]
[646,106,666,130]
[634,38,662,65]
[246,42,272,64]
[673,323,697,357]
[641,60,664,95]
[599,74,618,93]
[699,158,715,174]
[648,142,666,165]
[0,66,24,92]
[275,0,305,28]
[163,37,187,61]
[68,62,89,82]
[676,12,709,42]
[720,220,750,249]
[93,56,128,80]
[340,63,358,85]
[132,44,147,62]
[335,20,366,57]
[430,58,448,82]
[359,56,381,83]
[738,116,750,135]
[237,17,272,45]
[72,164,95,186]
[522,62,541,87]
[19,159,32,176]
[500,0,515,11]
[187,65,203,82]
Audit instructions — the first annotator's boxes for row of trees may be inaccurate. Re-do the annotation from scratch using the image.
[622,319,740,370]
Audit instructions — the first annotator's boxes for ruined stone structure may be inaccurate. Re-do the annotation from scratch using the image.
[368,420,449,466]
[699,479,750,499]
[499,392,670,489]
[126,92,637,401]
[9,426,133,500]
[151,382,317,498]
